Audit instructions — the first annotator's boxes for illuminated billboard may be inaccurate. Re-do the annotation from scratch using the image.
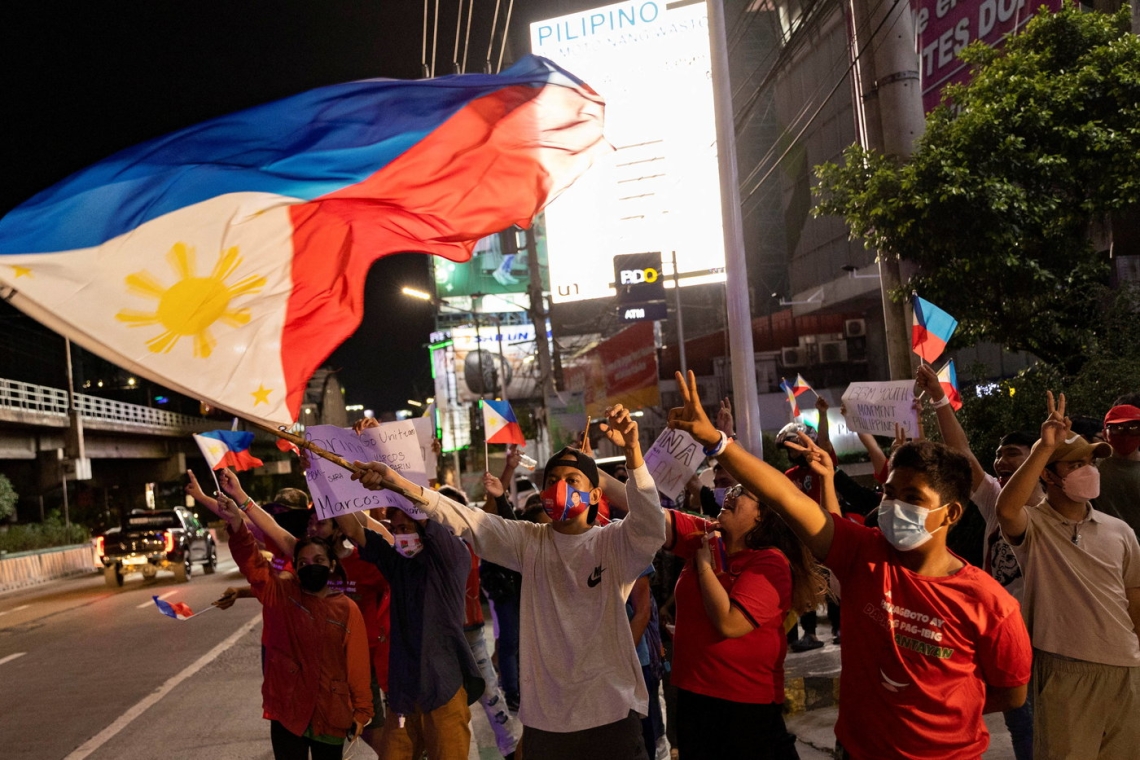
[530,0,725,304]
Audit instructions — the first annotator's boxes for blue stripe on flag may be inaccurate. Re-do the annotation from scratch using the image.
[0,56,582,254]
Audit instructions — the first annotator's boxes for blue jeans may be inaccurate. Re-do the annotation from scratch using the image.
[1003,698,1033,760]
[490,595,521,701]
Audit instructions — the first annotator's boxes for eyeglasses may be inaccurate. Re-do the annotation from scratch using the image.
[1107,422,1140,435]
[723,485,756,502]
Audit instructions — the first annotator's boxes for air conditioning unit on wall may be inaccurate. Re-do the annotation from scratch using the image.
[819,340,848,364]
[845,318,867,338]
[781,347,808,367]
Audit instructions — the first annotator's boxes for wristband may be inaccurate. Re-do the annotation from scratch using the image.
[239,496,253,512]
[929,396,951,409]
[702,431,730,458]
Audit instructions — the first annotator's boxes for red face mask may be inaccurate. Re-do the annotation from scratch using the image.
[540,481,594,522]
[1107,431,1140,457]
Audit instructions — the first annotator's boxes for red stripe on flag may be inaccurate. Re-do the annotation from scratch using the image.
[281,85,554,417]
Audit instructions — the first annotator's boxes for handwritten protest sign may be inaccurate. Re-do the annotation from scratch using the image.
[411,417,438,481]
[305,422,429,520]
[841,380,920,438]
[643,428,703,498]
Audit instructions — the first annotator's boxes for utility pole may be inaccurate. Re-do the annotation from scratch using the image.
[708,0,763,456]
[62,338,84,531]
[524,226,556,452]
[671,251,688,377]
[849,0,925,379]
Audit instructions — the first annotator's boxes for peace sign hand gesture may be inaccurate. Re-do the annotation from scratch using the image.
[784,432,834,480]
[667,371,720,449]
[1039,391,1072,450]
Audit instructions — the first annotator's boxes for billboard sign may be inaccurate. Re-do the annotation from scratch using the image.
[432,220,548,301]
[530,1,726,304]
[564,321,660,416]
[451,322,546,403]
[914,0,1063,112]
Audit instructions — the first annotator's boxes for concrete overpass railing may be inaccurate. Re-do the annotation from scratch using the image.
[0,377,212,435]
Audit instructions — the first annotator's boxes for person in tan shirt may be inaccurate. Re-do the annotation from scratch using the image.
[996,392,1140,760]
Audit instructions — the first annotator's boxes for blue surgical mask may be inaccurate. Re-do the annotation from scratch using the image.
[878,499,947,551]
[713,488,728,508]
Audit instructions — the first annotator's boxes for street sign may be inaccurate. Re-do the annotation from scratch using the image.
[617,302,668,324]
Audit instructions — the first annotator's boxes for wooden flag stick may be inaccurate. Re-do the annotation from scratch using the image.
[245,419,429,506]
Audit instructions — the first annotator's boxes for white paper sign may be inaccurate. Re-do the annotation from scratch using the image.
[411,417,439,482]
[643,428,703,498]
[304,422,429,521]
[840,381,920,438]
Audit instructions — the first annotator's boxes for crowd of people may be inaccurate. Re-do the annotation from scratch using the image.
[184,369,1140,760]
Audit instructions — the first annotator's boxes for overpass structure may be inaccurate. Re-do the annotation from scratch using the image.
[0,377,218,519]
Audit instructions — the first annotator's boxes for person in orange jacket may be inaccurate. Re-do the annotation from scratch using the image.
[215,491,373,759]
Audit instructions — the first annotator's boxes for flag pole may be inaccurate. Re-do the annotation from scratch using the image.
[244,419,430,506]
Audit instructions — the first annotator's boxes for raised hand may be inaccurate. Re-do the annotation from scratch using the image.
[214,491,245,530]
[785,432,835,479]
[890,423,909,457]
[601,404,638,451]
[667,370,719,448]
[815,395,830,413]
[915,364,944,401]
[1040,391,1071,449]
[218,468,249,504]
[184,469,211,504]
[483,471,505,499]
[504,445,522,472]
[715,397,736,437]
[352,417,380,435]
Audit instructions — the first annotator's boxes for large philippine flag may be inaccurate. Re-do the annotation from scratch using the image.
[911,295,958,364]
[0,56,608,427]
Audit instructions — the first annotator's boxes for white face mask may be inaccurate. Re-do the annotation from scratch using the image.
[393,533,424,559]
[878,499,948,551]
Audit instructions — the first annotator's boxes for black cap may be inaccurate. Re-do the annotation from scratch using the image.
[543,447,600,488]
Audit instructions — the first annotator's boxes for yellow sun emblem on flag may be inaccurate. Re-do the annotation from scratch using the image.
[116,242,267,358]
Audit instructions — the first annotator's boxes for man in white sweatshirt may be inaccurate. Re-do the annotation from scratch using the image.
[351,403,665,760]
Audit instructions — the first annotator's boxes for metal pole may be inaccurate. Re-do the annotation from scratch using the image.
[672,250,688,377]
[494,315,507,401]
[707,0,762,456]
[524,226,555,449]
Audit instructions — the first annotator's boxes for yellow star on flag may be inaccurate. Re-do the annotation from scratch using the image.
[10,265,32,278]
[251,385,272,406]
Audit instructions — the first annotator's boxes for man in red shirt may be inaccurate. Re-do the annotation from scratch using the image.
[668,371,1032,760]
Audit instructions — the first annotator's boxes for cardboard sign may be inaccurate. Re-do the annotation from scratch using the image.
[840,381,920,438]
[305,422,429,521]
[643,428,703,498]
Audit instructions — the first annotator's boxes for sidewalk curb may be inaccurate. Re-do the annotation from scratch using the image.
[784,674,841,714]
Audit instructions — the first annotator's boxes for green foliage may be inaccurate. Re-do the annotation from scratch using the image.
[814,4,1140,369]
[939,287,1140,457]
[0,511,90,554]
[0,475,16,523]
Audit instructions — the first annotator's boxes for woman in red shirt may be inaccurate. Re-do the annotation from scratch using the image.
[667,485,822,760]
[215,492,373,760]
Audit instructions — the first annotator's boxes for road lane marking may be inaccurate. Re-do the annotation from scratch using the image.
[64,613,260,760]
[136,591,177,609]
[0,605,30,617]
[0,652,27,666]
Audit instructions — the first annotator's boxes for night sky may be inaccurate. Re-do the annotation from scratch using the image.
[1,1,588,412]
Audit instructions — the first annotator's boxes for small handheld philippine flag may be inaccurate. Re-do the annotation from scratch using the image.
[911,295,958,363]
[193,430,264,471]
[792,374,813,397]
[937,360,963,411]
[779,379,801,418]
[153,596,198,620]
[482,400,526,445]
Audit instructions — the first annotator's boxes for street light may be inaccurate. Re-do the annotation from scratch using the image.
[401,286,434,301]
